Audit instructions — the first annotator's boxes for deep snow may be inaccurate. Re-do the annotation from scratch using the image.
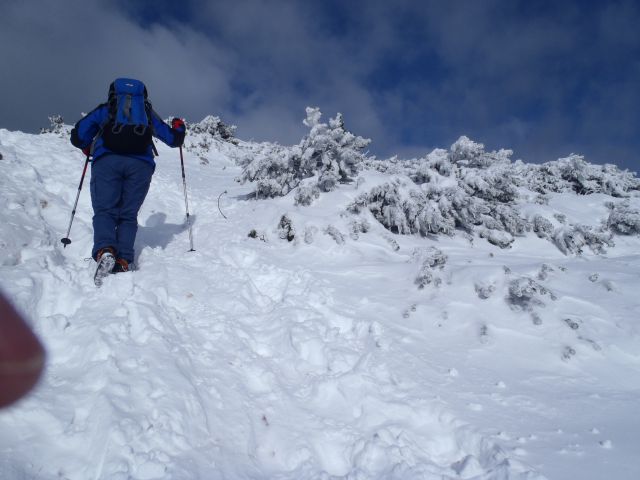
[1,126,639,479]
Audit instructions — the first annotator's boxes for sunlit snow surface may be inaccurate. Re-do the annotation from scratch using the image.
[1,128,639,479]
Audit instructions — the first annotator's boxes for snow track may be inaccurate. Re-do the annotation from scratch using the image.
[2,128,639,479]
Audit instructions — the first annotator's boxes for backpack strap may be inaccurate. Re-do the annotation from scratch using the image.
[145,101,159,157]
[88,103,110,156]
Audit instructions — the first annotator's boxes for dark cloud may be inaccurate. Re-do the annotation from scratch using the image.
[0,0,638,171]
[0,0,231,132]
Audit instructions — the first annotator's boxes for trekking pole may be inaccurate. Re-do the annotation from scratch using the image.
[60,154,90,248]
[179,146,195,252]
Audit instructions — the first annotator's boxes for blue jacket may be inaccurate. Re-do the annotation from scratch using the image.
[70,104,185,164]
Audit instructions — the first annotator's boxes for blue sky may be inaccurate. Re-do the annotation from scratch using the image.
[1,0,638,171]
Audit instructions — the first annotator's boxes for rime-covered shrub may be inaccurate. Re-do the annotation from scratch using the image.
[294,184,321,206]
[485,204,529,235]
[411,246,448,269]
[237,144,301,198]
[182,115,238,158]
[324,225,345,244]
[350,138,528,247]
[364,155,410,175]
[607,202,640,234]
[350,182,413,234]
[411,140,518,203]
[475,281,496,299]
[553,225,613,255]
[300,108,370,190]
[533,215,555,239]
[238,107,370,198]
[188,115,237,141]
[449,136,514,168]
[479,229,514,248]
[459,166,518,203]
[411,247,447,289]
[525,155,639,197]
[278,215,295,242]
[350,135,639,253]
[349,219,371,240]
[537,264,555,281]
[349,178,501,238]
[40,115,69,136]
[506,277,553,310]
[451,139,519,205]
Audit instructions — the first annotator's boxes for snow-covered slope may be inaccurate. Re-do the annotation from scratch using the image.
[1,125,639,480]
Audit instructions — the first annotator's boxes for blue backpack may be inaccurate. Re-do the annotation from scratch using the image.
[101,78,154,155]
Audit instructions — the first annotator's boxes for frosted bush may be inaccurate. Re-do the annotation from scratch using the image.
[351,137,526,244]
[607,202,640,234]
[187,115,237,141]
[411,247,448,269]
[533,215,554,239]
[238,107,370,198]
[415,268,441,289]
[237,119,637,254]
[324,225,345,245]
[182,115,238,158]
[486,204,528,236]
[525,155,639,197]
[475,281,496,299]
[238,145,301,198]
[412,247,447,289]
[278,215,295,242]
[553,225,613,255]
[507,277,553,310]
[349,182,414,234]
[349,219,371,240]
[294,185,320,206]
[537,264,555,281]
[40,115,69,136]
[352,135,638,254]
[479,229,514,249]
[449,136,513,169]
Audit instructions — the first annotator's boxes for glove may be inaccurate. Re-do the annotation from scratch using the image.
[171,118,185,131]
[82,147,91,157]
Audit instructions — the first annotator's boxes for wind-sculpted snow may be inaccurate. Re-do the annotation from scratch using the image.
[1,123,640,480]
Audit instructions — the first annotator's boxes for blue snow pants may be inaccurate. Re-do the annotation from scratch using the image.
[89,154,154,263]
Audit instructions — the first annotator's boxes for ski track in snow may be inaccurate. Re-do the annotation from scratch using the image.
[1,128,640,479]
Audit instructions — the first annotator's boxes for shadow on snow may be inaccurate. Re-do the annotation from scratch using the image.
[134,212,195,260]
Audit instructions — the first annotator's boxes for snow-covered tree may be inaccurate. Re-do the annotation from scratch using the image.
[552,224,614,255]
[40,115,69,136]
[237,107,371,199]
[350,136,527,245]
[183,115,238,159]
[607,202,640,234]
[525,155,639,197]
[299,108,371,191]
[187,115,237,142]
[237,144,302,198]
